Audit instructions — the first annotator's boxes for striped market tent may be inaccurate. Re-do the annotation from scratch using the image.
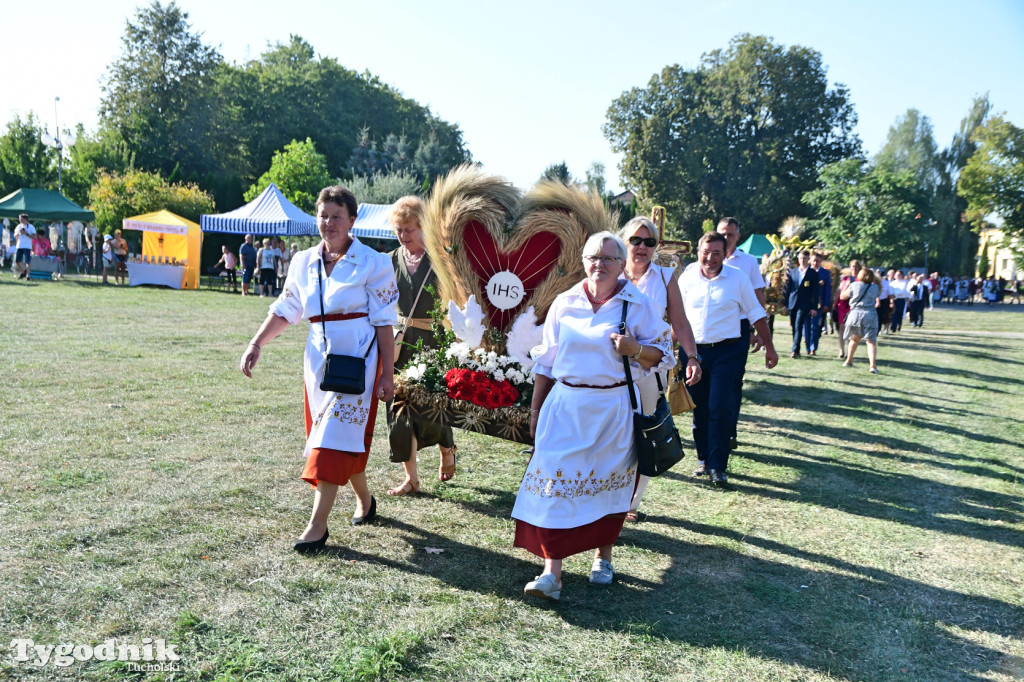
[199,183,317,236]
[351,203,398,241]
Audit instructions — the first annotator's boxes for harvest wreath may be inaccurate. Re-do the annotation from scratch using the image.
[390,165,616,444]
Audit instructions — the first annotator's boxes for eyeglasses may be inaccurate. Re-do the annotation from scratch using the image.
[628,236,657,248]
[584,256,623,266]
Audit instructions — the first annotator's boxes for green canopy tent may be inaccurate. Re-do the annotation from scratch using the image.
[737,233,774,259]
[0,188,94,222]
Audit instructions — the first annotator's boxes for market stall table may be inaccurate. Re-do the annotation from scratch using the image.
[28,255,63,280]
[126,262,184,289]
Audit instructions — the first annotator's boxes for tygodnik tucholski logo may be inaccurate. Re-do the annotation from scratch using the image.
[9,638,182,671]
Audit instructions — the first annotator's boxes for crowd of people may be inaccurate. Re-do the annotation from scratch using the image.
[237,188,789,602]
[207,235,298,296]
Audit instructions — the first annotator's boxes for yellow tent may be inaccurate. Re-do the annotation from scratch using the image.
[122,210,203,289]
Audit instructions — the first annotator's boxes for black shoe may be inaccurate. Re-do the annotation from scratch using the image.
[709,470,728,485]
[730,438,738,451]
[693,462,707,477]
[293,528,329,553]
[351,496,377,526]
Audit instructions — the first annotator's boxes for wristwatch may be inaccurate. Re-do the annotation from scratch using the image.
[687,353,702,363]
[632,344,644,360]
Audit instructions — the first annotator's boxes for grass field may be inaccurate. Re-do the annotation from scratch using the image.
[1,275,1022,681]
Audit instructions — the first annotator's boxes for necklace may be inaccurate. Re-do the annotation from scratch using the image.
[324,251,342,263]
[585,281,622,305]
[626,264,649,282]
[404,248,425,265]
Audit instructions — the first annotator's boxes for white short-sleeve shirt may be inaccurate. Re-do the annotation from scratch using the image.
[679,263,766,344]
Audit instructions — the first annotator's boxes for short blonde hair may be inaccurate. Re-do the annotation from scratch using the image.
[390,195,425,230]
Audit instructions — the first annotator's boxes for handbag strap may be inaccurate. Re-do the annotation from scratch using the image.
[619,300,641,414]
[851,283,870,307]
[318,259,376,359]
[400,256,433,337]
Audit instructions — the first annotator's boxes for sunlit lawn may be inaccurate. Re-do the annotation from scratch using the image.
[1,274,1022,681]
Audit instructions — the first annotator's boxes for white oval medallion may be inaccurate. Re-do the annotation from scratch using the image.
[486,271,525,310]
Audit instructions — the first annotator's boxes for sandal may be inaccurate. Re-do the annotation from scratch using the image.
[439,445,457,482]
[386,479,420,496]
[625,511,640,523]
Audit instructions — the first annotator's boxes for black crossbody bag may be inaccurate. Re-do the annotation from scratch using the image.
[318,260,375,395]
[619,301,685,477]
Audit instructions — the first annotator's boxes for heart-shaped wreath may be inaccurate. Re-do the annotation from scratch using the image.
[422,164,617,348]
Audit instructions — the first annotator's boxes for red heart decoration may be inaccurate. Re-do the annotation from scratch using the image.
[462,220,561,329]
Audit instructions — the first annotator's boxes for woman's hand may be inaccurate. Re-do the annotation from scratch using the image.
[529,409,540,440]
[609,329,640,357]
[377,374,395,402]
[240,343,260,377]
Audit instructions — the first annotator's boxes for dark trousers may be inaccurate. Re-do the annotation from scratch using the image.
[908,299,925,326]
[810,311,824,351]
[876,299,892,332]
[790,308,814,354]
[729,319,751,440]
[691,338,746,472]
[890,299,907,331]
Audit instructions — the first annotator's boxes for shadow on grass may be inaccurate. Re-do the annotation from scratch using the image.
[297,498,1020,680]
[614,519,1023,681]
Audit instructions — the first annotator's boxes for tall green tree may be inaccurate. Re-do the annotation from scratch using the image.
[804,158,929,264]
[98,1,231,181]
[244,138,333,214]
[958,115,1024,263]
[931,95,991,274]
[0,113,56,196]
[875,109,940,192]
[539,162,573,186]
[604,34,860,241]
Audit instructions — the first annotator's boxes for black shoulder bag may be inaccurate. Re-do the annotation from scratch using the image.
[619,301,685,477]
[318,260,375,395]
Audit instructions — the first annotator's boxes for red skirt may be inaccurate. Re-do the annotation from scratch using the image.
[514,515,627,560]
[300,358,382,488]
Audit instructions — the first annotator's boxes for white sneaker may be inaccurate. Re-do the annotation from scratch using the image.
[589,558,614,585]
[524,572,561,600]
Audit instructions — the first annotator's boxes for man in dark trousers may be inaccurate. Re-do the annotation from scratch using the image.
[679,232,778,485]
[809,252,831,354]
[783,250,820,358]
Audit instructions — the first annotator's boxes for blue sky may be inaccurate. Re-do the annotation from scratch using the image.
[3,0,1022,194]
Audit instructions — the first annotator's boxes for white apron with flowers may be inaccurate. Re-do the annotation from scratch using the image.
[511,281,674,529]
[269,238,398,457]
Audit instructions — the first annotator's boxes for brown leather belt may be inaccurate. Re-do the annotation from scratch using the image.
[560,380,628,389]
[309,312,368,323]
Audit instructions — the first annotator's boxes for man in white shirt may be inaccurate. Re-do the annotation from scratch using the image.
[13,213,36,279]
[679,232,778,485]
[716,217,767,452]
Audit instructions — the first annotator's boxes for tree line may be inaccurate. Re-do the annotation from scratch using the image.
[604,33,1021,274]
[0,1,470,232]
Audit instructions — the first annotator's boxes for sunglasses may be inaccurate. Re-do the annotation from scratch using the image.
[628,236,657,248]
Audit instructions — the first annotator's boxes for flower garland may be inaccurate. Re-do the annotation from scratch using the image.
[396,287,535,409]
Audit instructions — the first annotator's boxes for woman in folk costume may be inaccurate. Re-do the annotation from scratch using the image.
[512,232,674,601]
[385,195,458,496]
[240,186,398,552]
[617,217,701,522]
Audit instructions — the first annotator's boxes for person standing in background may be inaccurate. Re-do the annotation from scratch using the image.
[239,234,258,296]
[13,214,35,280]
